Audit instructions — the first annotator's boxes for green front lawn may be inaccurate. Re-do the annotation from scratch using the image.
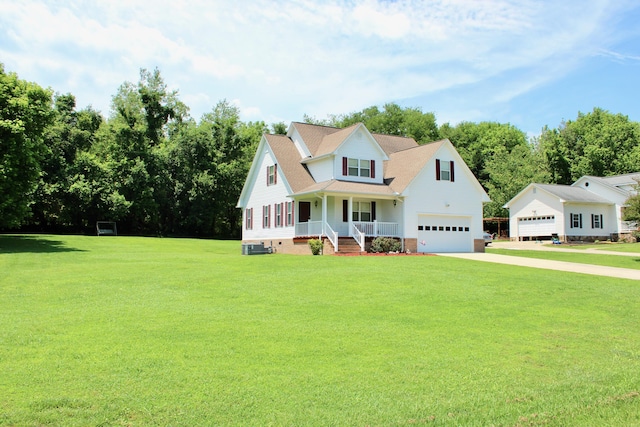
[488,247,640,270]
[1,235,639,425]
[557,242,640,253]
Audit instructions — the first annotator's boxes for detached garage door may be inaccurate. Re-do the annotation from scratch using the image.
[517,215,556,238]
[417,215,472,253]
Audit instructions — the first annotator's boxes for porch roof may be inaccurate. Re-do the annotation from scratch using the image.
[293,179,398,197]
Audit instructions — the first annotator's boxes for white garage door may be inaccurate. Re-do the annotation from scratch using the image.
[517,215,556,237]
[417,215,472,253]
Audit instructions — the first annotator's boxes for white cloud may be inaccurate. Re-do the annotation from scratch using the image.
[0,0,637,132]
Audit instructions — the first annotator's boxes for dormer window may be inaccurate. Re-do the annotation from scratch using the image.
[343,157,375,178]
[267,164,277,186]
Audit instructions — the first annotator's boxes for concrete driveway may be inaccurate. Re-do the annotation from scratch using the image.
[439,241,640,281]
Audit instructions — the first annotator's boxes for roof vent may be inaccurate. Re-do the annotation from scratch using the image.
[585,182,589,187]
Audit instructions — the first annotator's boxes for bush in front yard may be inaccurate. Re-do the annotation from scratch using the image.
[369,237,401,253]
[308,238,323,255]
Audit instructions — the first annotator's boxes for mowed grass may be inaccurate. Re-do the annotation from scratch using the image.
[559,242,640,253]
[487,248,640,270]
[1,235,639,426]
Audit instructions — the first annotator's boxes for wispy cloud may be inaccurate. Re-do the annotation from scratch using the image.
[0,0,638,131]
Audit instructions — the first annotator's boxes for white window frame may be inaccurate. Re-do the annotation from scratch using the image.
[352,201,371,222]
[263,205,270,228]
[347,158,371,178]
[440,161,451,181]
[275,203,282,227]
[267,165,276,186]
[286,202,293,226]
[245,208,252,230]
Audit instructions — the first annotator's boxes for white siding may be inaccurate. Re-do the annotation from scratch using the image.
[572,178,630,231]
[288,127,311,158]
[242,148,295,241]
[564,204,617,237]
[402,145,485,251]
[508,187,564,239]
[335,128,385,184]
[306,157,334,182]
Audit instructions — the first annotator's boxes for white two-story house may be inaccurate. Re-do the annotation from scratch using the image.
[237,122,490,254]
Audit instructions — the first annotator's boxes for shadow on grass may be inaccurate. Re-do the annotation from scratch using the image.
[0,235,86,254]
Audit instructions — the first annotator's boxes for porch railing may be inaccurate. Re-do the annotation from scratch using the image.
[325,222,338,252]
[351,223,365,252]
[296,221,323,237]
[353,221,399,237]
[620,221,638,233]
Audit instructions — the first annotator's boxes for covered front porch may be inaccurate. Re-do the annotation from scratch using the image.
[294,194,402,252]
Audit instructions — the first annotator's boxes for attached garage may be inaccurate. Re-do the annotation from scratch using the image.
[416,215,472,253]
[517,215,556,238]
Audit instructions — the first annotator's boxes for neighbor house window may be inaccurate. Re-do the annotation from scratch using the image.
[267,164,277,186]
[591,214,603,229]
[263,205,271,228]
[245,208,253,230]
[570,213,582,229]
[352,202,371,222]
[343,157,375,178]
[436,159,455,182]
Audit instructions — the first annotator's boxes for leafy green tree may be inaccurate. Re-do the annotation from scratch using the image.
[167,101,263,237]
[540,108,640,183]
[271,122,287,135]
[316,103,439,144]
[102,68,189,234]
[0,65,54,228]
[622,179,640,223]
[30,94,104,230]
[484,144,551,217]
[439,121,528,184]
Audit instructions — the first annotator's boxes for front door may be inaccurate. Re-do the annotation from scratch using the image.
[299,201,311,223]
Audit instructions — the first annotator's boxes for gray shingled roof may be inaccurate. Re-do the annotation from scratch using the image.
[598,173,640,188]
[537,184,612,203]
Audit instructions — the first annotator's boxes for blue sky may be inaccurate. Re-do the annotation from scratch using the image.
[1,0,639,137]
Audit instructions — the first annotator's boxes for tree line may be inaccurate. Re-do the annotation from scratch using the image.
[2,64,640,237]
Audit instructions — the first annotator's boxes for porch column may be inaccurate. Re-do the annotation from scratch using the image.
[322,194,327,236]
[348,196,353,236]
[401,197,405,250]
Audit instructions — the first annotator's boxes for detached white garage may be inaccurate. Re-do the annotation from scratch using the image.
[416,214,473,253]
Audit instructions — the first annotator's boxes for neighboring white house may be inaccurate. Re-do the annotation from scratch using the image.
[236,122,490,254]
[504,173,640,242]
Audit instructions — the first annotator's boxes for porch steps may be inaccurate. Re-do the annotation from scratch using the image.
[335,237,365,254]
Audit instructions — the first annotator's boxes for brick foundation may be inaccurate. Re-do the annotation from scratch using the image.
[403,238,417,253]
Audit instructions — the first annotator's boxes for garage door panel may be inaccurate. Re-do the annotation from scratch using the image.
[518,215,556,237]
[417,215,472,253]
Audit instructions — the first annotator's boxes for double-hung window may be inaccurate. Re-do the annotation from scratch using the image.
[352,202,371,222]
[570,213,582,229]
[245,208,253,230]
[263,205,271,228]
[275,203,282,227]
[286,201,294,226]
[343,158,375,178]
[591,214,603,229]
[436,159,455,182]
[267,164,277,186]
